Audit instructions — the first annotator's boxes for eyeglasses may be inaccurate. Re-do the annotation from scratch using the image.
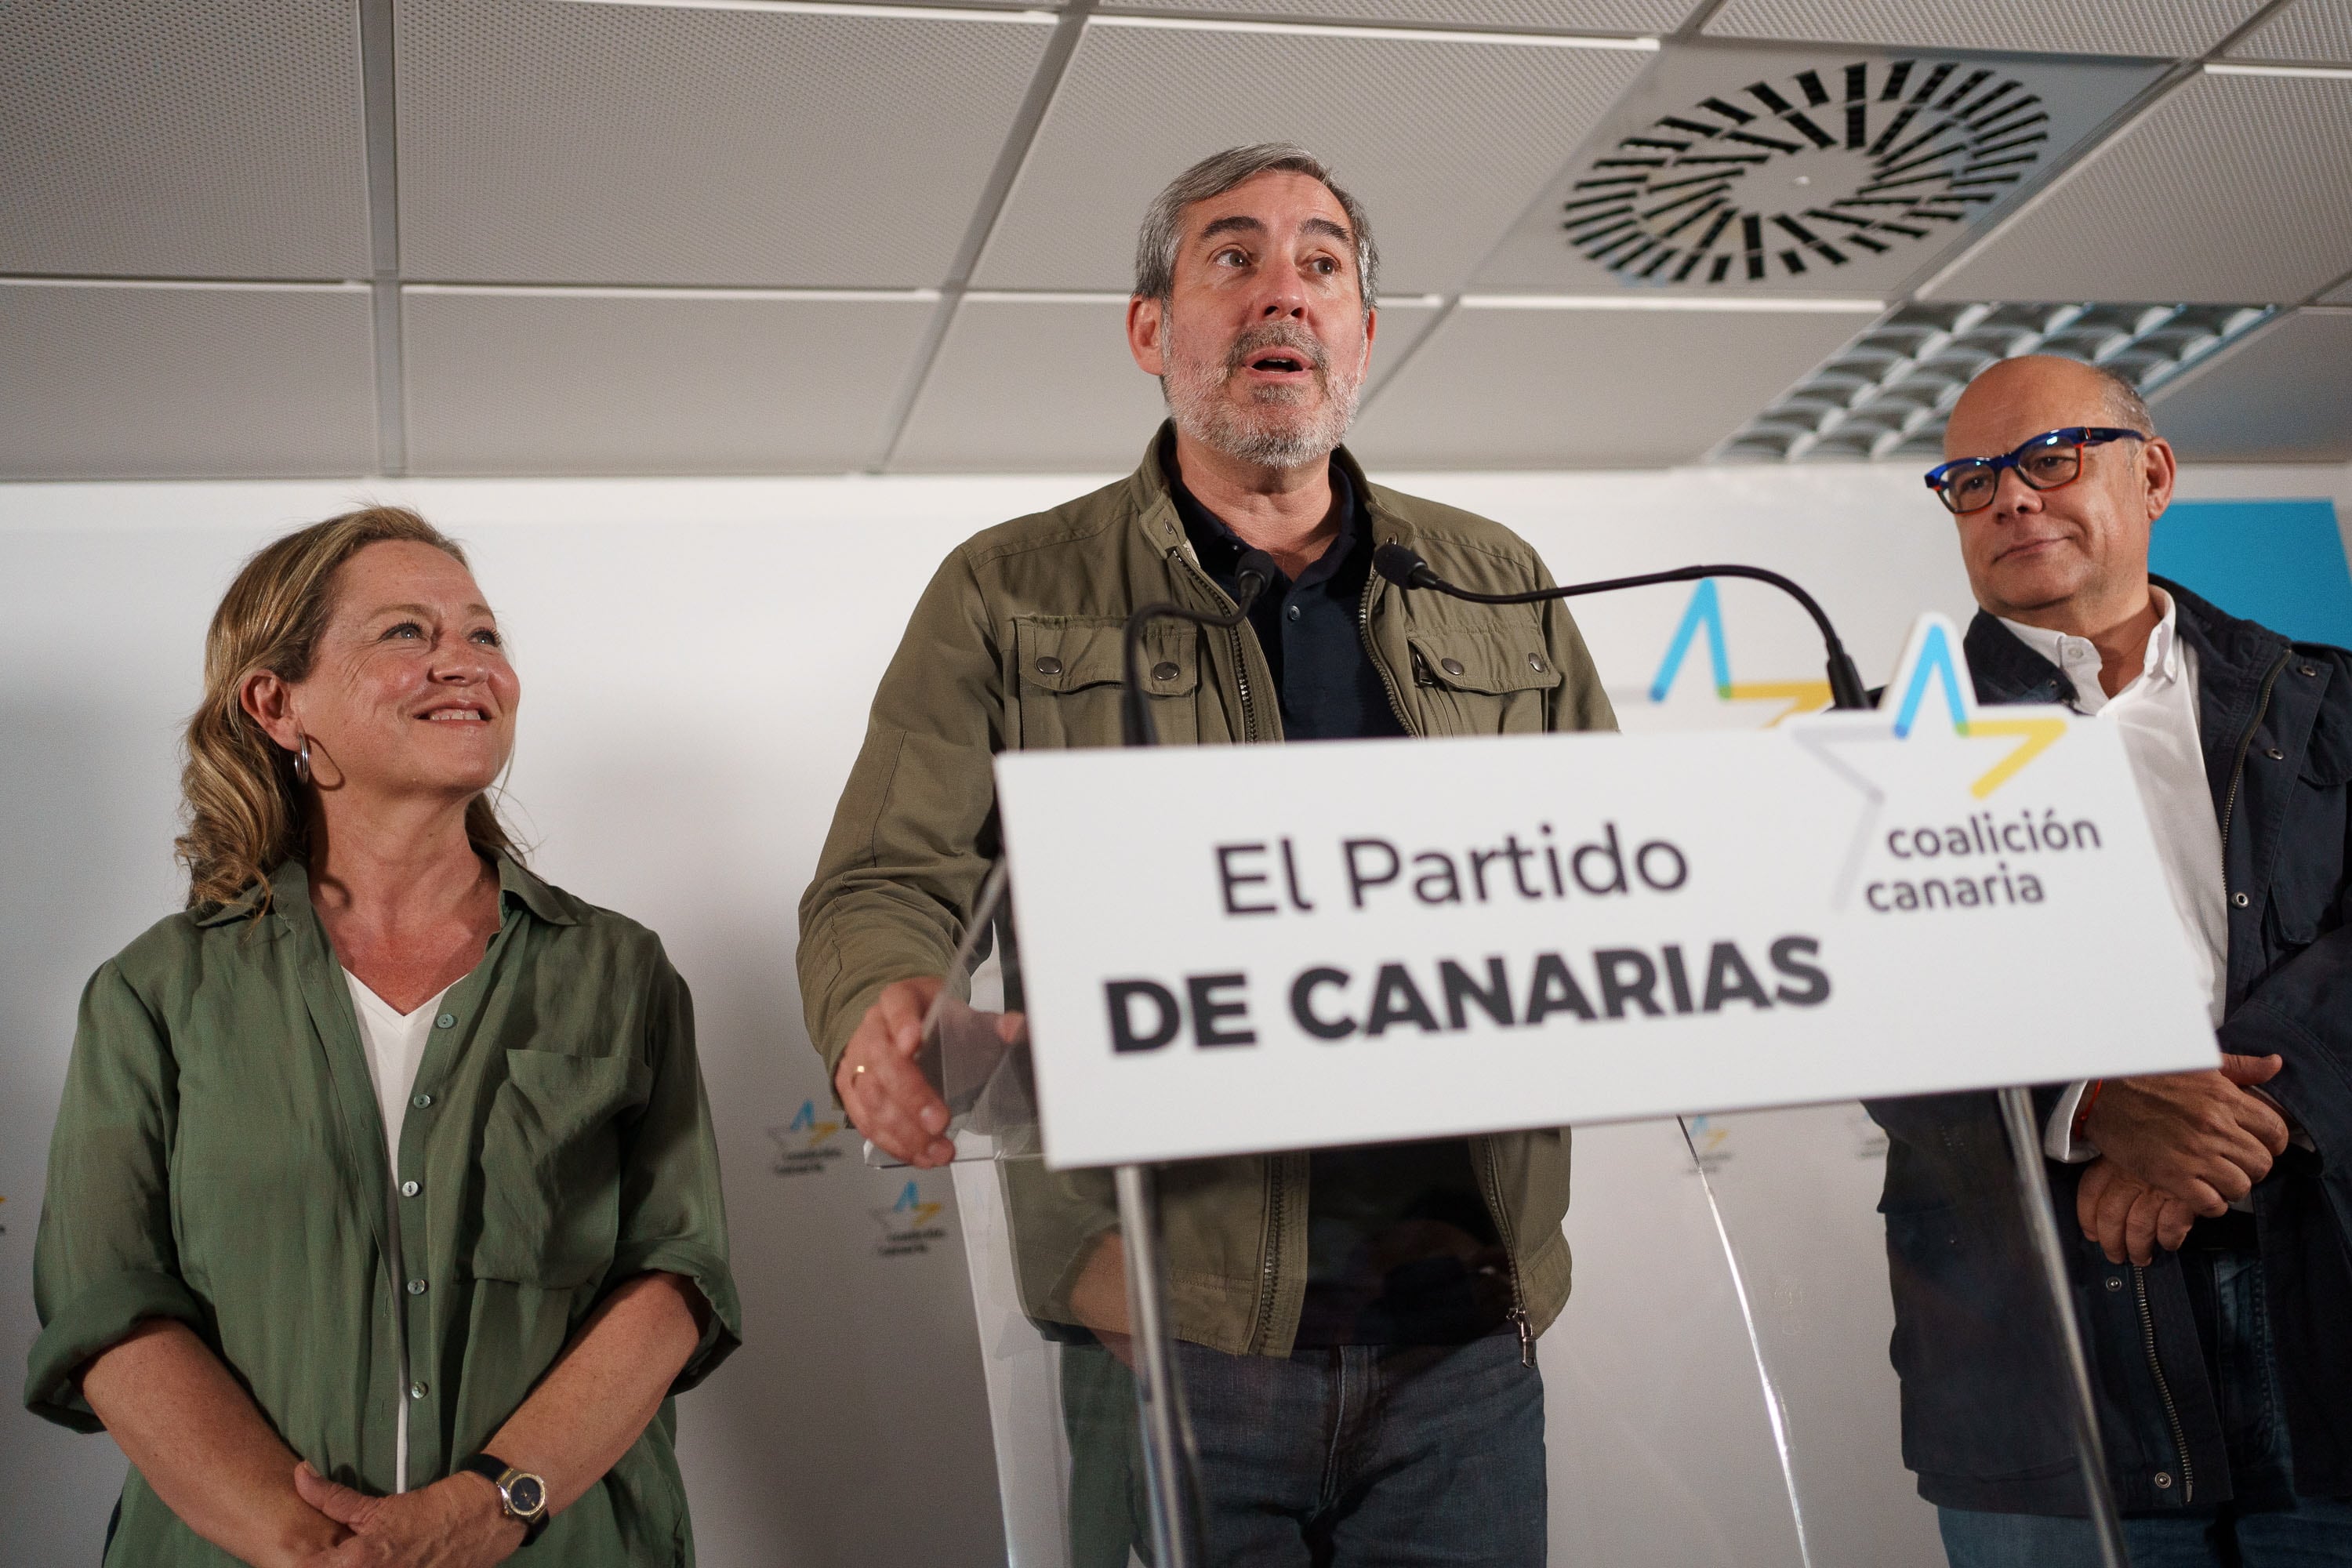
[1923,427,2148,515]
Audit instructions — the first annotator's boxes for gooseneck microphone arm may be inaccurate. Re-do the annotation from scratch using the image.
[1122,549,1281,746]
[1372,543,1871,711]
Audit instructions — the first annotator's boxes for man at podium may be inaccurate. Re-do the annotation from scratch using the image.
[800,143,1614,1564]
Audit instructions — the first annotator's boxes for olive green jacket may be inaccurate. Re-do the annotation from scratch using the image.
[27,857,741,1566]
[798,428,1616,1356]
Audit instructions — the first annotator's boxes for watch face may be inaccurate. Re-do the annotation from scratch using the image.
[506,1473,546,1517]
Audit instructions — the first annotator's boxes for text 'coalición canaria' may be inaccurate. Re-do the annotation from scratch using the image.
[1867,808,2103,914]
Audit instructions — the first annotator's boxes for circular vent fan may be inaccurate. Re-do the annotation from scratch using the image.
[1566,60,2049,285]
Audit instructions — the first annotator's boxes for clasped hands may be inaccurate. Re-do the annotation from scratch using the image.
[2074,1053,2290,1267]
[284,1462,523,1568]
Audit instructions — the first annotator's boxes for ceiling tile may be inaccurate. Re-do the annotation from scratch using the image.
[2322,274,2352,304]
[1475,42,2159,296]
[2230,0,2352,64]
[2150,308,2352,462]
[971,21,1652,294]
[889,293,1443,470]
[1345,301,1871,465]
[1923,71,2352,304]
[395,0,1054,287]
[1703,0,2265,57]
[1106,0,1691,32]
[0,281,377,478]
[403,289,935,474]
[0,1,370,278]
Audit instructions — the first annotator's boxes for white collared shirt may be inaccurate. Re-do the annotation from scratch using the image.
[1997,591,2231,1161]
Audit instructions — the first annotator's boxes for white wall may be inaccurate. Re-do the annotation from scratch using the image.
[3,458,2346,1567]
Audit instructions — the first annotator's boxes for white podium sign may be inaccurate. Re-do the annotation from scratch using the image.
[993,615,2219,1169]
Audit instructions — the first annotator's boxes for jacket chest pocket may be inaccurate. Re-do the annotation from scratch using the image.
[1408,626,1560,736]
[473,1049,652,1290]
[2266,744,2351,948]
[1011,615,1201,750]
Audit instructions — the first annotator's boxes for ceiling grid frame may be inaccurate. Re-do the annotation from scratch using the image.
[872,0,1103,469]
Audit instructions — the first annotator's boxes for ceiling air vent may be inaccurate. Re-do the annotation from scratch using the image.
[1567,59,2048,286]
[1715,301,2276,462]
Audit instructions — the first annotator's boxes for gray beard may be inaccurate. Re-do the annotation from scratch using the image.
[1161,323,1363,470]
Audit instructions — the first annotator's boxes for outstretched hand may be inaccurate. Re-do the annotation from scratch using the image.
[2081,1054,2288,1216]
[291,1463,521,1568]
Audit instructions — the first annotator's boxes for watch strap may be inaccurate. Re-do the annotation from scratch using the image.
[457,1453,550,1545]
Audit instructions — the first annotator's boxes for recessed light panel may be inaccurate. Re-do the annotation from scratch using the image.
[1475,42,2162,296]
[1715,299,2273,460]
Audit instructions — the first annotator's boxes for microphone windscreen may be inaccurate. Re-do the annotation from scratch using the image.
[1372,542,1429,589]
[1235,549,1281,593]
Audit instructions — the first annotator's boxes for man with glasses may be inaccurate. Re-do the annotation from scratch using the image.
[1886,354,2352,1566]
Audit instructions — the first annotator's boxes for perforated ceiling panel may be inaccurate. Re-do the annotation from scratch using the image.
[0,1,370,278]
[1107,0,1691,32]
[2230,0,2352,64]
[1924,71,2352,304]
[971,22,1652,295]
[0,282,377,478]
[1345,301,1872,466]
[395,0,1054,287]
[888,294,1443,470]
[2150,308,2352,461]
[1475,42,2158,295]
[1702,0,2265,58]
[402,289,935,474]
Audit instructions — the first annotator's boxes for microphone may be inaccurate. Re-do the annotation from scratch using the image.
[1373,543,1869,711]
[1123,549,1280,746]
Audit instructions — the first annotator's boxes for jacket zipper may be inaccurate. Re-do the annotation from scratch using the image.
[2216,649,2290,906]
[1470,1140,1534,1367]
[2133,1265,2194,1502]
[1359,568,1416,736]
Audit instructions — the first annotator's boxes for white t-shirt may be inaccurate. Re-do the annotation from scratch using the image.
[344,971,453,1495]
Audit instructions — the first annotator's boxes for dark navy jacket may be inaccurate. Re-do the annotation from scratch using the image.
[1874,579,2352,1515]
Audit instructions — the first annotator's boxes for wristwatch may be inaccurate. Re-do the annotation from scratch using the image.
[457,1454,550,1545]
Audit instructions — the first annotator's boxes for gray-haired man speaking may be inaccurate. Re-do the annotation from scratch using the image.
[800,144,1614,1563]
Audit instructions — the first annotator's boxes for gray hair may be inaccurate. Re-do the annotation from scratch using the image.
[1133,143,1379,313]
[2089,361,2157,437]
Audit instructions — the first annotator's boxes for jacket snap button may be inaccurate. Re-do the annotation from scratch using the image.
[2303,665,2319,677]
[2234,892,2250,908]
[2267,747,2284,760]
[2105,1276,2122,1291]
[1440,657,1465,678]
[1034,655,1062,677]
[2154,1472,2173,1489]
[1152,661,1179,682]
[1527,653,1545,672]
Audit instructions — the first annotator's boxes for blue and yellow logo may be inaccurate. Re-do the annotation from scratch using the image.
[1628,579,1829,727]
[768,1098,848,1176]
[1883,619,2066,799]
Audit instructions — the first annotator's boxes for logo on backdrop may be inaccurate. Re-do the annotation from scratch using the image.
[1613,577,1831,727]
[768,1098,849,1177]
[869,1179,949,1258]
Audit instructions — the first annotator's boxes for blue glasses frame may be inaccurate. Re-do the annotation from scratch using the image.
[1923,426,2147,514]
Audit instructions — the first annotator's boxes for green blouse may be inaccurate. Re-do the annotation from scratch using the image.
[26,857,742,1566]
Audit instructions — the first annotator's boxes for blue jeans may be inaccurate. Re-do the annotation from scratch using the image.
[1061,1330,1547,1567]
[1940,1250,2352,1566]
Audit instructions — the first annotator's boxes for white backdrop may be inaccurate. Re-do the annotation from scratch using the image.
[4,457,2347,1567]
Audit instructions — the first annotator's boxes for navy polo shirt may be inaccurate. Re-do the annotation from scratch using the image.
[1163,441,1508,1348]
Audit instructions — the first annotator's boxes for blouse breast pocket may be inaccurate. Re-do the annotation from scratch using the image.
[473,1049,653,1290]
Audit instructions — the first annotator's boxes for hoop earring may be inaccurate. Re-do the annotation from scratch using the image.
[293,731,313,786]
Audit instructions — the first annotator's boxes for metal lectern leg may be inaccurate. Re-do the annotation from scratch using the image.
[1996,1086,2132,1568]
[1115,1162,1195,1568]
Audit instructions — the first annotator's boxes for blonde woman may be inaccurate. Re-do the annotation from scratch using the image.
[25,509,739,1567]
